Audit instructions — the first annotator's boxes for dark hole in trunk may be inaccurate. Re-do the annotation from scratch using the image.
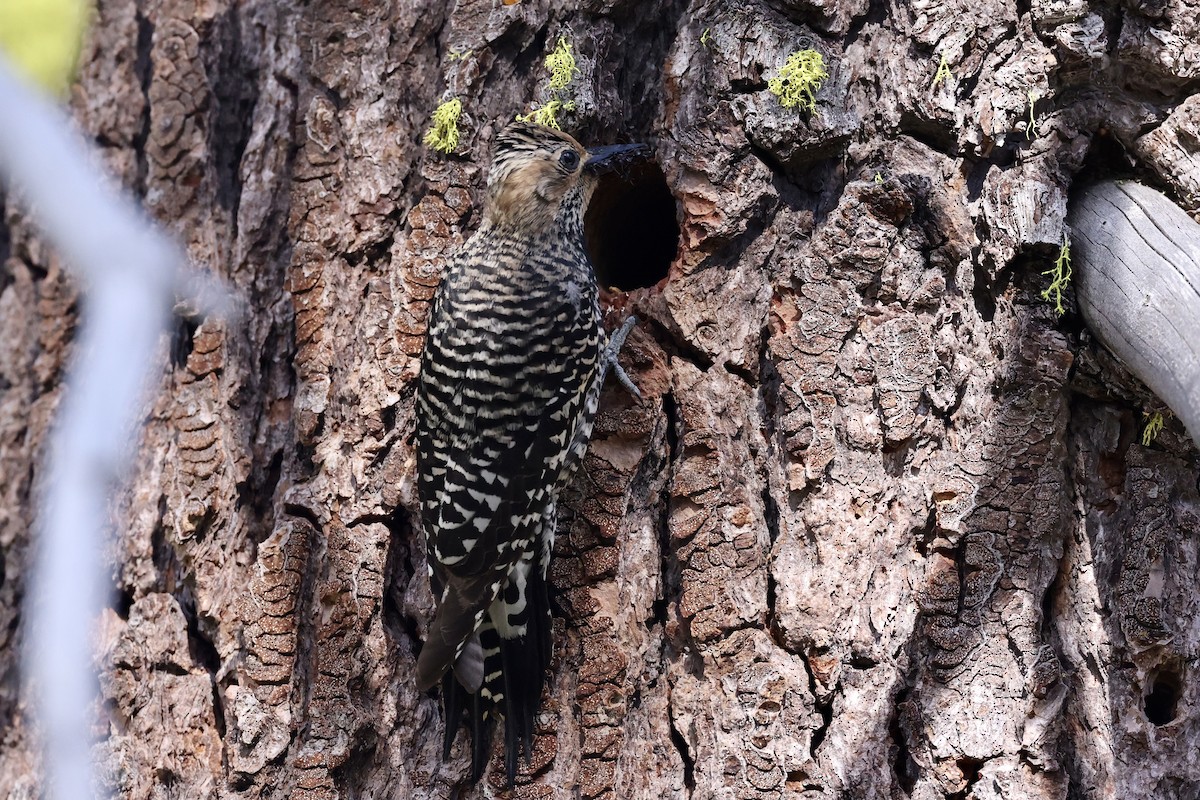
[585,160,679,292]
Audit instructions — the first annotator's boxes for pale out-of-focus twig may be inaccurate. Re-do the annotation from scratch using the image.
[0,56,233,799]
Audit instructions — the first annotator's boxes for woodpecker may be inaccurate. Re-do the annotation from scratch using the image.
[414,121,646,783]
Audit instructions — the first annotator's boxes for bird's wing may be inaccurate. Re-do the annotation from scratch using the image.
[418,394,564,577]
[413,284,594,690]
[414,258,597,578]
[413,387,579,691]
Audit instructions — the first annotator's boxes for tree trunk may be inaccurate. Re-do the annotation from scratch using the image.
[1,1,1199,798]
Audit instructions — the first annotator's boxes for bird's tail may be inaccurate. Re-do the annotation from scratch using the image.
[441,562,554,784]
[415,573,495,692]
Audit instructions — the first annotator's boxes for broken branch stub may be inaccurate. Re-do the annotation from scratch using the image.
[1070,180,1200,448]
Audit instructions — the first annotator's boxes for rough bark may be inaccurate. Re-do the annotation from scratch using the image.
[0,1,1199,799]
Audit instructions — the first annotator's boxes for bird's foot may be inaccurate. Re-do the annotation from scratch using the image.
[606,316,641,400]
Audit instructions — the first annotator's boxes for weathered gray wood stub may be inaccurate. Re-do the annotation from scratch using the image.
[1071,180,1200,448]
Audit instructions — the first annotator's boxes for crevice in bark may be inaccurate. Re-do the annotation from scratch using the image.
[380,402,397,434]
[288,516,326,745]
[1105,9,1126,60]
[1004,627,1029,677]
[182,598,221,678]
[971,257,999,323]
[1072,131,1173,202]
[848,654,878,669]
[255,320,296,453]
[155,506,227,739]
[209,676,227,740]
[192,508,219,545]
[931,374,968,431]
[667,709,695,794]
[239,449,284,525]
[294,440,318,481]
[20,251,48,283]
[761,439,783,643]
[843,0,887,46]
[704,202,778,273]
[488,23,549,95]
[346,512,406,534]
[898,113,959,158]
[382,506,423,660]
[757,320,786,543]
[729,77,767,95]
[210,3,260,228]
[722,359,757,388]
[406,9,450,68]
[947,756,984,800]
[151,506,181,595]
[965,156,990,204]
[346,231,396,272]
[181,592,227,741]
[607,0,689,136]
[283,502,321,532]
[1016,249,1077,320]
[810,697,832,756]
[133,11,155,196]
[952,536,969,620]
[749,143,846,221]
[801,652,833,755]
[170,316,199,369]
[951,63,984,108]
[888,687,917,795]
[155,767,180,789]
[1042,551,1066,642]
[758,321,787,642]
[658,391,685,641]
[332,728,379,797]
[904,175,952,268]
[113,587,134,620]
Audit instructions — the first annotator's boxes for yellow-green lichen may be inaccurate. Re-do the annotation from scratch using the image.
[545,36,578,92]
[1027,89,1042,137]
[767,49,827,113]
[931,52,952,89]
[1142,411,1166,446]
[424,98,463,154]
[700,28,712,48]
[516,99,576,130]
[1040,238,1072,315]
[517,34,579,130]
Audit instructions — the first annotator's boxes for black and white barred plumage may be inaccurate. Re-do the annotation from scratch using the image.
[414,122,645,783]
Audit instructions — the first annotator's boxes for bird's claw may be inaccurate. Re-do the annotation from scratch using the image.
[606,316,641,400]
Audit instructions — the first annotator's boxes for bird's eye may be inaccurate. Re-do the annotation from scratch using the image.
[559,149,580,171]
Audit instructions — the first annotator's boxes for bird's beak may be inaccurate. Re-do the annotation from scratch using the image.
[584,143,651,174]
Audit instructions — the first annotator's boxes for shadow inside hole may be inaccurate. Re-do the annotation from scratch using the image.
[1145,669,1182,726]
[586,160,679,292]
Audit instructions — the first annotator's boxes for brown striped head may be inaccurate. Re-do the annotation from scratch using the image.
[485,122,649,232]
[486,122,588,231]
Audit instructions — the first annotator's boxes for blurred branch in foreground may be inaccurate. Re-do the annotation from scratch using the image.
[0,55,234,799]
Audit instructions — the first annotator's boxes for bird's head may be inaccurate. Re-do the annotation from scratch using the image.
[485,122,648,232]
